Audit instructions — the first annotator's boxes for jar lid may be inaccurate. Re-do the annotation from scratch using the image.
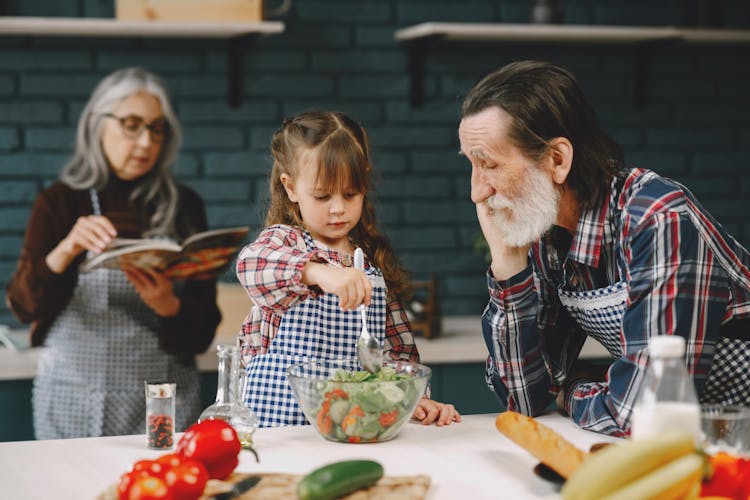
[648,335,686,357]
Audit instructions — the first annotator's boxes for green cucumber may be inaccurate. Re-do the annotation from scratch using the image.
[297,459,384,500]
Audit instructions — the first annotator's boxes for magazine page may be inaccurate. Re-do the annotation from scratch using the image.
[106,237,176,250]
[180,226,250,252]
[164,248,237,280]
[80,240,181,273]
[166,227,250,280]
[79,226,249,278]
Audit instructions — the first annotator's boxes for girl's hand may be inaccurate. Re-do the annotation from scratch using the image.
[122,265,180,317]
[46,215,117,273]
[412,398,462,426]
[302,262,372,310]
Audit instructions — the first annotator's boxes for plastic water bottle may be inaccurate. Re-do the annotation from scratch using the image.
[630,335,701,442]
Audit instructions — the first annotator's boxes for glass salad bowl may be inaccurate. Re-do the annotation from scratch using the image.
[287,359,431,443]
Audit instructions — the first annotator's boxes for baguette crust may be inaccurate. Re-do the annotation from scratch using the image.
[495,411,587,479]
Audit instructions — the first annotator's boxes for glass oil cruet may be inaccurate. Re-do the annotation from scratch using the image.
[199,344,259,460]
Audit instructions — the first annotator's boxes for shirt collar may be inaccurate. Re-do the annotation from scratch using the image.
[566,187,613,269]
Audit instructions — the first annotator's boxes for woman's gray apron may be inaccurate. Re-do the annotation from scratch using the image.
[243,232,387,427]
[32,189,200,439]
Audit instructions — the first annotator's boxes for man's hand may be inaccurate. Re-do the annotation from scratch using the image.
[556,360,610,416]
[475,202,530,280]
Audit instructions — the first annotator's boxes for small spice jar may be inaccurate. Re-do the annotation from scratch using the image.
[145,381,176,449]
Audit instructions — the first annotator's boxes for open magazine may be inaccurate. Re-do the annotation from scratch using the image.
[79,226,250,280]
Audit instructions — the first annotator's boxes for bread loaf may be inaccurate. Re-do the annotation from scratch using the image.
[495,411,587,479]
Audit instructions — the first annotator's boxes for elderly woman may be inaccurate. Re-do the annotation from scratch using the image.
[6,67,221,439]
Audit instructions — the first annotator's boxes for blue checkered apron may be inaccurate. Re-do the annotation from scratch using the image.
[559,278,750,405]
[557,210,750,406]
[558,282,629,358]
[32,189,201,439]
[243,233,387,428]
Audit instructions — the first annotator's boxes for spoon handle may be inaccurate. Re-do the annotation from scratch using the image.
[353,248,364,271]
[353,248,366,317]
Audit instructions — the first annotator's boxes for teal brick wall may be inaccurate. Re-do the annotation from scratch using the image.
[0,0,749,329]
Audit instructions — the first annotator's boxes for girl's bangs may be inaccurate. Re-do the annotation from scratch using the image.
[315,130,369,192]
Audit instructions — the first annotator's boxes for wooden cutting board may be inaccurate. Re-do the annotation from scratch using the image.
[100,471,431,499]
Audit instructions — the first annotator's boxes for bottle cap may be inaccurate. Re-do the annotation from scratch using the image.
[648,335,686,357]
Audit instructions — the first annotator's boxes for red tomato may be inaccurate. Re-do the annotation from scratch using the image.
[379,409,399,427]
[155,453,184,471]
[202,457,238,482]
[117,470,151,500]
[701,452,743,498]
[164,459,209,500]
[132,459,168,479]
[737,458,750,499]
[176,419,241,480]
[128,476,173,500]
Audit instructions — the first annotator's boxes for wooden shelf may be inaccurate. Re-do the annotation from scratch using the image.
[394,22,750,107]
[0,16,284,38]
[0,16,286,107]
[395,22,750,44]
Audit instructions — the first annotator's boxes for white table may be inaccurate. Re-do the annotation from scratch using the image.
[0,413,618,500]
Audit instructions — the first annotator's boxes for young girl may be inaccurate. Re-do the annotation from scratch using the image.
[237,110,461,428]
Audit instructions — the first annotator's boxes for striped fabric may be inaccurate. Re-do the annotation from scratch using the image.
[482,168,750,436]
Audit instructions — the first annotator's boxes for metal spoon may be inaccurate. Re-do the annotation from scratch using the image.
[354,248,382,373]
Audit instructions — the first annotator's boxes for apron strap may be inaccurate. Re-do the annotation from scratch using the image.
[89,188,101,216]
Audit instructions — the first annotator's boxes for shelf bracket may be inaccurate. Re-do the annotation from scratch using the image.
[405,35,442,108]
[228,34,257,109]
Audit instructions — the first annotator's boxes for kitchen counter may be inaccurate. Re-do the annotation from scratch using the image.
[0,284,611,380]
[0,413,618,499]
[0,315,611,380]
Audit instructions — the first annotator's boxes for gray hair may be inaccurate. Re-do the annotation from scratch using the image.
[60,67,182,238]
[461,60,624,211]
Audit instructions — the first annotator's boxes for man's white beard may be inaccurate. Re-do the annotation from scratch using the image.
[485,165,560,247]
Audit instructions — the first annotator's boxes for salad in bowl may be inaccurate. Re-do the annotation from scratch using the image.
[287,359,431,443]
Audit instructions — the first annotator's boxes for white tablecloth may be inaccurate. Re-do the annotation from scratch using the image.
[0,413,618,500]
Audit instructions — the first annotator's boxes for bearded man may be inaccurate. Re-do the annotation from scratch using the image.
[460,60,750,436]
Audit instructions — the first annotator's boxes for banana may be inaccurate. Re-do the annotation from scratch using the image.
[602,452,704,500]
[561,431,697,500]
[684,479,702,500]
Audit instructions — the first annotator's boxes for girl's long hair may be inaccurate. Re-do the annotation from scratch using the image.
[60,67,182,238]
[266,110,411,300]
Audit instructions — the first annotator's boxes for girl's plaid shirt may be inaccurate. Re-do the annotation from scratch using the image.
[236,224,420,367]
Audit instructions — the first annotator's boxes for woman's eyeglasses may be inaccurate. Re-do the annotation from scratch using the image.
[104,114,169,143]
